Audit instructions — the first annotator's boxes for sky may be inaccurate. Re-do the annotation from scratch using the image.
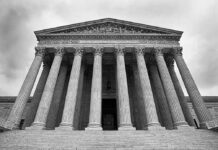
[0,0,218,96]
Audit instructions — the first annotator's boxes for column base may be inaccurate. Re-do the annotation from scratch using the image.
[25,122,46,130]
[0,124,11,131]
[118,125,136,131]
[147,125,165,131]
[85,123,102,131]
[174,121,188,127]
[55,123,74,131]
[0,119,18,131]
[85,126,102,131]
[176,125,196,131]
[55,126,74,131]
[144,122,165,131]
[200,119,218,130]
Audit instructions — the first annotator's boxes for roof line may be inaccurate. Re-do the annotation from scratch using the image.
[34,18,183,35]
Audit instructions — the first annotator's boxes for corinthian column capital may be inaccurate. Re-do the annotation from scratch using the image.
[74,47,84,56]
[114,45,125,56]
[54,47,65,56]
[173,47,183,56]
[35,47,45,57]
[93,47,104,56]
[153,47,164,56]
[135,47,145,56]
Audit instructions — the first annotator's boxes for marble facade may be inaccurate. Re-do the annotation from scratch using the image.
[1,18,217,131]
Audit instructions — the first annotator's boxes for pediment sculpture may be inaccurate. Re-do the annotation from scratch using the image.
[51,22,166,34]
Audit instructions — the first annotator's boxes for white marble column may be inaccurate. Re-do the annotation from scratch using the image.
[154,48,188,128]
[23,62,50,128]
[135,48,162,130]
[132,64,147,130]
[46,62,68,130]
[57,48,83,130]
[173,47,217,129]
[1,47,45,130]
[166,55,195,126]
[86,48,103,130]
[73,64,85,130]
[148,58,174,130]
[115,47,135,130]
[29,47,65,130]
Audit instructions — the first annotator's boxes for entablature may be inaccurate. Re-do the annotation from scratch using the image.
[36,45,181,54]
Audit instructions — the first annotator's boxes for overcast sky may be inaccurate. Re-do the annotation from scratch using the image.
[0,0,218,96]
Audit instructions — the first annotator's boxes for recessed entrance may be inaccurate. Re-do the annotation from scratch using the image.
[102,99,118,130]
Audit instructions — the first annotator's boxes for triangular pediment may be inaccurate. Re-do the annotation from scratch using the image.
[35,18,183,35]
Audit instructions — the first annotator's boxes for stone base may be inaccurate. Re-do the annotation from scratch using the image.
[118,126,136,131]
[0,120,19,131]
[200,119,218,130]
[147,125,165,131]
[55,125,74,131]
[25,125,45,130]
[85,126,102,131]
[0,125,10,131]
[176,125,196,131]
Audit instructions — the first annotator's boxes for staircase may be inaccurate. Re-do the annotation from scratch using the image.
[0,129,218,149]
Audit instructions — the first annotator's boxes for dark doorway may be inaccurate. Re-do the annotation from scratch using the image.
[102,99,118,130]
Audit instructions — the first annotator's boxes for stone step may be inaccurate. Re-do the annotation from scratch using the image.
[0,130,218,150]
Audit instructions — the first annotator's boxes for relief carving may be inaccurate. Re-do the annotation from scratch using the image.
[52,23,165,34]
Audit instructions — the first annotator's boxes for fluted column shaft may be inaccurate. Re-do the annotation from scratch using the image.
[74,65,85,130]
[24,63,50,128]
[46,63,68,129]
[1,47,45,130]
[154,48,187,127]
[135,48,161,129]
[116,48,135,130]
[30,47,64,129]
[174,48,213,128]
[149,61,174,129]
[167,56,195,126]
[58,48,83,130]
[132,64,147,129]
[86,48,103,130]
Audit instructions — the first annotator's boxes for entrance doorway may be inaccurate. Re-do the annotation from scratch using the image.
[102,99,118,130]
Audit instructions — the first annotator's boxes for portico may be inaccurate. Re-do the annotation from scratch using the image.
[1,18,217,131]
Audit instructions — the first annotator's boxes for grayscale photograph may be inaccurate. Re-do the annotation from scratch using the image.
[0,0,218,149]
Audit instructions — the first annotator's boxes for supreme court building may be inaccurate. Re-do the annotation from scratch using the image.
[0,18,218,149]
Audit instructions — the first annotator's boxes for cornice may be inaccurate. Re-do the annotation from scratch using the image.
[34,18,183,37]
